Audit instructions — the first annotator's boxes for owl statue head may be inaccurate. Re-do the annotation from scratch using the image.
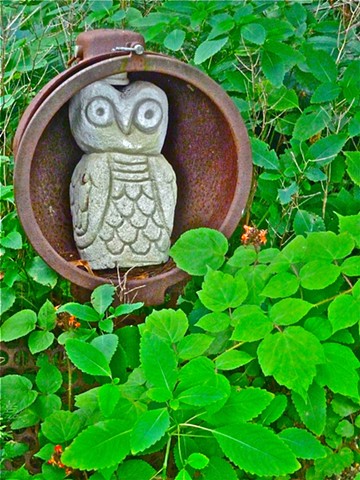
[69,79,168,155]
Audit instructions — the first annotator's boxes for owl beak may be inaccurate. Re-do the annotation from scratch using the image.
[117,113,131,135]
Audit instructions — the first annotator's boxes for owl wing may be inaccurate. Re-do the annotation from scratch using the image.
[70,153,111,249]
[148,155,177,234]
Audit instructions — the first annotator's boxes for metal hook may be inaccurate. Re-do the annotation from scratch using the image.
[111,44,144,55]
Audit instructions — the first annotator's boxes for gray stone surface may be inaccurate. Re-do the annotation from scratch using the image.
[69,78,177,269]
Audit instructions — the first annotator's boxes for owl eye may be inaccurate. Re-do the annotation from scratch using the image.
[133,99,163,132]
[86,97,114,126]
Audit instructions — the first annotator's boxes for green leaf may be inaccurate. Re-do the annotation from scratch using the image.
[27,257,57,288]
[311,82,341,103]
[62,419,131,470]
[170,228,228,275]
[91,334,118,363]
[178,382,228,407]
[306,231,354,261]
[278,181,298,205]
[335,419,354,438]
[292,382,326,435]
[293,108,328,141]
[196,312,230,333]
[202,457,237,480]
[231,305,273,342]
[293,210,325,235]
[175,469,192,480]
[258,327,324,396]
[0,287,15,315]
[344,151,360,186]
[116,460,156,480]
[178,334,213,361]
[112,302,144,316]
[65,339,112,377]
[214,423,300,476]
[42,410,82,443]
[140,333,178,401]
[57,303,100,322]
[241,23,266,45]
[299,261,341,290]
[337,213,360,248]
[341,59,360,101]
[0,309,37,342]
[314,447,354,478]
[306,47,337,83]
[268,87,299,111]
[278,428,326,459]
[260,394,287,425]
[38,300,57,330]
[332,395,359,417]
[0,375,37,415]
[227,246,257,268]
[261,272,299,298]
[0,231,22,249]
[215,350,254,370]
[34,393,61,420]
[341,256,360,276]
[194,37,228,64]
[164,29,186,51]
[261,50,285,87]
[308,134,347,166]
[187,453,209,469]
[316,343,360,399]
[36,360,63,394]
[250,138,280,170]
[328,295,360,333]
[131,408,169,454]
[98,383,121,417]
[198,270,248,312]
[91,284,115,315]
[28,330,54,354]
[348,111,360,137]
[269,299,313,326]
[142,309,188,344]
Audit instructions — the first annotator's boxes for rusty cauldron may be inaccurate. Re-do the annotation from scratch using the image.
[14,29,252,306]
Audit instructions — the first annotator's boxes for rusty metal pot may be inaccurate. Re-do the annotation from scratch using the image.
[14,30,252,305]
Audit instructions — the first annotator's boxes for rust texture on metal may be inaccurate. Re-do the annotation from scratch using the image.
[14,30,252,306]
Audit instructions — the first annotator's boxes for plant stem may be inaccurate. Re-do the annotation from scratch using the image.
[161,436,172,480]
[67,357,73,411]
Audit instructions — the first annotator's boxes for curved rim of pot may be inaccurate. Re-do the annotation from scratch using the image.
[14,52,252,297]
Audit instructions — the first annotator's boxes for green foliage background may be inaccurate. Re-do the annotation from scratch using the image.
[1,1,360,479]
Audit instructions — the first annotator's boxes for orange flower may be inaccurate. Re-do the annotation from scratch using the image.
[241,225,267,247]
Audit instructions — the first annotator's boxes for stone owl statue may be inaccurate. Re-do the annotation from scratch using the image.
[68,76,177,270]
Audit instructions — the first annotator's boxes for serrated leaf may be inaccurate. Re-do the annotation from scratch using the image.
[164,29,185,51]
[187,453,209,469]
[316,343,360,399]
[227,246,257,268]
[36,360,62,394]
[42,410,82,443]
[170,228,228,275]
[113,302,143,316]
[337,213,360,248]
[241,23,266,45]
[328,295,360,333]
[0,231,22,249]
[91,334,118,363]
[116,460,156,480]
[332,395,359,417]
[269,299,313,326]
[131,408,169,454]
[62,419,131,470]
[0,309,37,342]
[269,87,299,111]
[306,47,337,83]
[293,108,328,141]
[195,312,230,333]
[0,286,15,315]
[278,181,299,205]
[194,37,228,64]
[214,423,300,476]
[261,272,299,298]
[341,256,360,276]
[175,469,192,480]
[65,339,112,377]
[308,134,347,166]
[341,59,360,101]
[178,384,227,406]
[335,419,354,437]
[250,138,280,170]
[311,82,341,103]
[231,305,273,342]
[38,300,57,330]
[344,151,360,186]
[215,350,254,370]
[57,303,100,322]
[27,257,57,288]
[260,394,287,425]
[348,112,360,137]
[142,309,188,344]
[202,456,237,480]
[178,334,214,360]
[91,284,115,315]
[278,428,326,459]
[261,50,285,87]
[306,232,355,261]
[292,382,326,435]
[99,383,121,417]
[258,327,324,396]
[299,261,341,290]
[198,270,248,312]
[0,375,38,415]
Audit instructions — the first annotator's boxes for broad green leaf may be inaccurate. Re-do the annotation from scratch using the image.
[208,15,235,41]
[175,469,192,480]
[261,50,285,87]
[231,305,273,342]
[207,387,273,425]
[314,447,354,478]
[196,312,230,333]
[116,326,140,369]
[116,460,156,480]
[65,339,112,377]
[292,382,326,435]
[178,382,228,407]
[202,457,237,480]
[250,138,280,170]
[227,246,257,268]
[278,181,298,205]
[306,47,337,83]
[341,256,360,276]
[316,343,360,399]
[194,37,228,64]
[177,357,215,392]
[335,420,354,437]
[42,410,82,443]
[187,453,209,469]
[33,393,61,421]
[293,108,328,141]
[28,330,54,354]
[305,231,354,261]
[214,423,300,476]
[0,375,37,415]
[27,257,57,288]
[91,284,115,315]
[99,383,121,417]
[328,295,360,333]
[261,272,299,298]
[178,334,214,360]
[0,286,15,315]
[36,361,62,394]
[164,29,186,51]
[0,309,37,342]
[241,23,266,45]
[170,228,228,275]
[140,333,178,401]
[269,299,313,326]
[62,419,131,470]
[11,407,39,431]
[258,327,324,396]
[38,300,57,330]
[0,231,22,249]
[308,134,347,166]
[269,87,299,111]
[57,303,100,322]
[278,428,326,459]
[337,213,360,248]
[142,309,188,344]
[305,167,327,182]
[112,302,143,316]
[344,151,360,186]
[131,408,169,454]
[332,395,359,417]
[341,59,360,101]
[198,270,248,312]
[348,112,360,137]
[304,316,332,341]
[260,394,287,425]
[311,83,341,103]
[299,261,341,290]
[215,350,254,370]
[293,210,325,235]
[91,334,118,363]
